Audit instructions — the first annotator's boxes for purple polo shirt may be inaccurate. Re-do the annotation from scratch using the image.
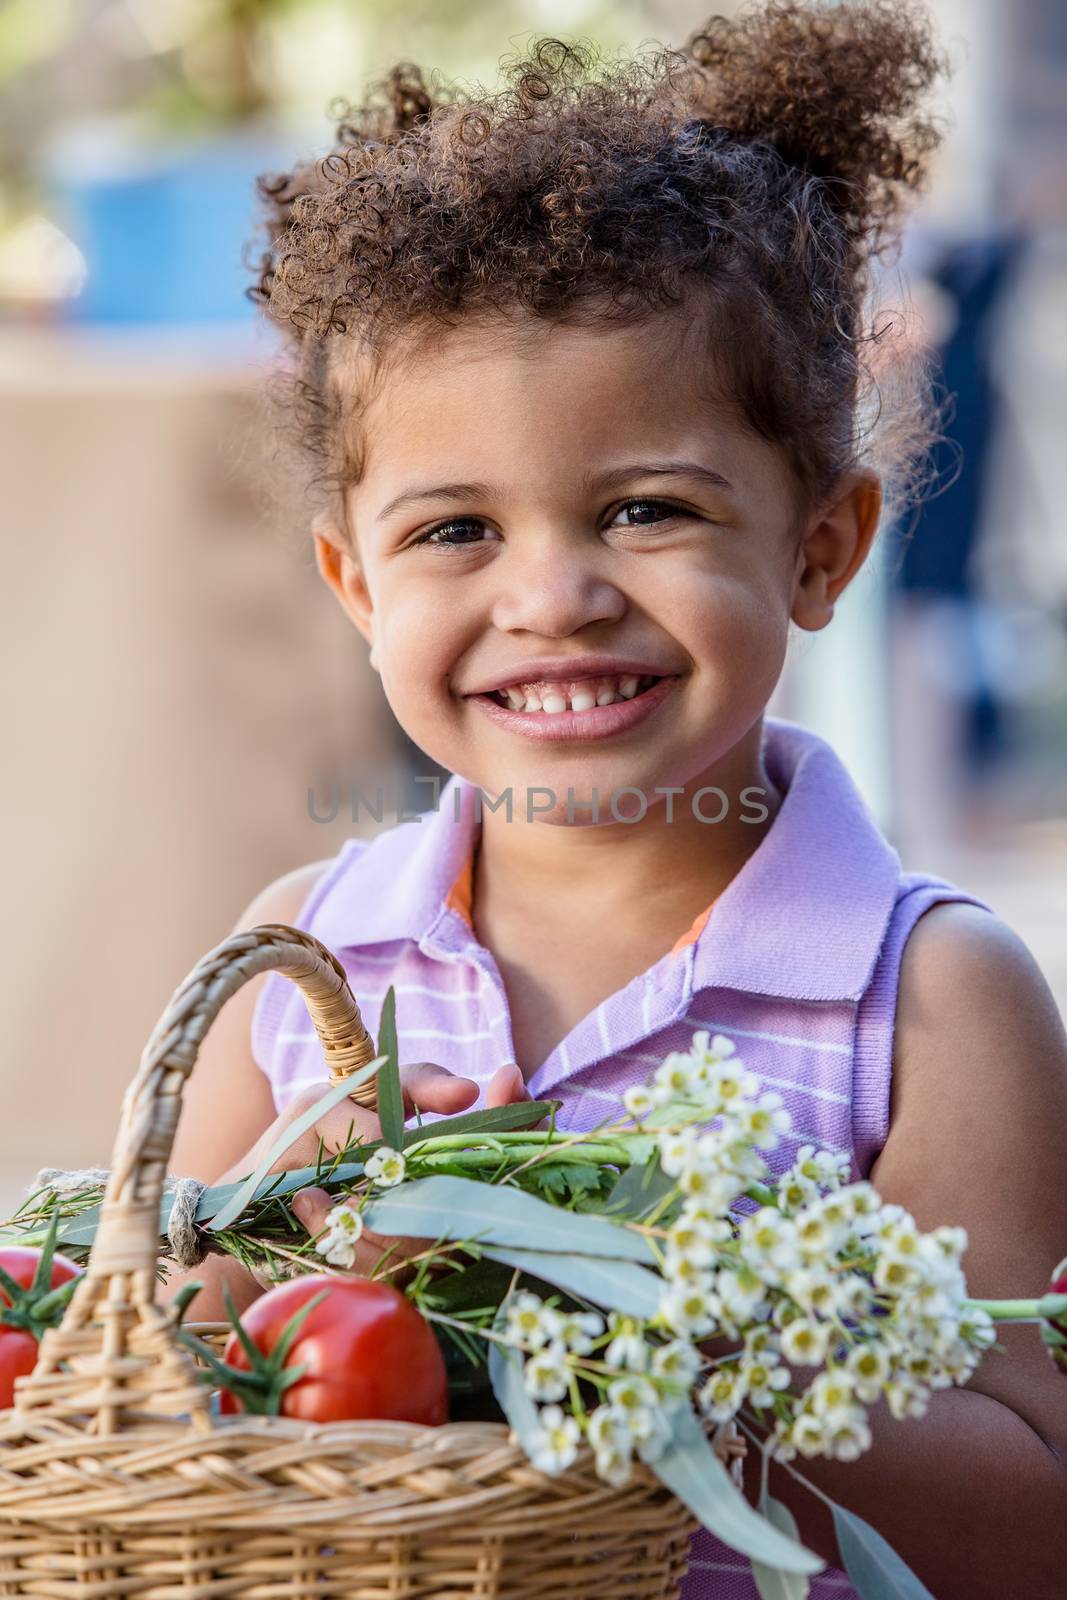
[252,714,991,1599]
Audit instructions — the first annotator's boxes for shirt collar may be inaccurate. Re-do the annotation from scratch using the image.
[313,776,481,953]
[314,716,900,1004]
[687,718,901,1003]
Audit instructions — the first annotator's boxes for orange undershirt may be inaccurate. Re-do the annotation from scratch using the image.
[443,844,715,957]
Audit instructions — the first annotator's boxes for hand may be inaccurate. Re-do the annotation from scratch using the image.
[287,1061,534,1281]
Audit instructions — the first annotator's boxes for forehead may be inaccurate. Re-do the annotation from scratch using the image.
[339,308,795,515]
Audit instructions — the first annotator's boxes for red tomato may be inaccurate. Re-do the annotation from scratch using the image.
[219,1276,449,1425]
[1048,1257,1067,1332]
[0,1245,82,1409]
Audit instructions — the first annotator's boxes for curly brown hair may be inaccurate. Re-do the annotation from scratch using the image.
[250,0,952,535]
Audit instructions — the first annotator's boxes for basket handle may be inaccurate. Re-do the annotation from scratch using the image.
[16,923,381,1433]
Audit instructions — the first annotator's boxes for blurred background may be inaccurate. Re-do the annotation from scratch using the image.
[1,0,1064,1205]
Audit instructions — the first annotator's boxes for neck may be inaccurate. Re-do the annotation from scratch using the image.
[470,719,782,937]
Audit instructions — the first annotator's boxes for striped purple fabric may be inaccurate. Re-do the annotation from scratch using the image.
[251,715,993,1599]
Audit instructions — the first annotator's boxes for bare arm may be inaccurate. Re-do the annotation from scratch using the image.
[732,903,1067,1600]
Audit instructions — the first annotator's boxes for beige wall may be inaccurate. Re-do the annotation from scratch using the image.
[0,325,407,1208]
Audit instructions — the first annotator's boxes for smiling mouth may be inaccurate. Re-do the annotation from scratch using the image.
[482,673,667,714]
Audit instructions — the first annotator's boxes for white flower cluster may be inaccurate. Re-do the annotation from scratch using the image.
[315,1203,364,1268]
[312,1145,406,1266]
[766,1200,996,1463]
[510,1292,698,1483]
[508,1029,994,1486]
[365,1146,406,1188]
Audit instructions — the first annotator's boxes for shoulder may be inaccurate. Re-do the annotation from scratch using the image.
[237,858,339,929]
[895,899,1064,1063]
[873,899,1067,1287]
[236,838,374,931]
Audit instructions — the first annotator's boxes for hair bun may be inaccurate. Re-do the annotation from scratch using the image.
[681,0,951,254]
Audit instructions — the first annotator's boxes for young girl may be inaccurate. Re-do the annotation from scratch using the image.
[169,2,1067,1594]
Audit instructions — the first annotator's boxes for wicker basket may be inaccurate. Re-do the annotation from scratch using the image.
[0,923,736,1599]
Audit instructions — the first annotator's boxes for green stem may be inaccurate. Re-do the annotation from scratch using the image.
[413,1141,637,1171]
[405,1130,633,1155]
[964,1298,1043,1322]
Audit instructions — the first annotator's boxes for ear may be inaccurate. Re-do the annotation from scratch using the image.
[312,513,378,667]
[790,471,883,634]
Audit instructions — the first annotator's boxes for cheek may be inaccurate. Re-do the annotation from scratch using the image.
[371,578,475,760]
[376,580,462,686]
[665,558,792,677]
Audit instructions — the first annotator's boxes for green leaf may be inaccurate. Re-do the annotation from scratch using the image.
[207,1064,386,1234]
[401,1100,560,1148]
[602,1155,677,1220]
[830,1505,937,1600]
[362,1175,657,1262]
[650,1406,824,1576]
[478,1245,662,1317]
[209,1160,368,1209]
[751,1495,812,1600]
[52,1160,373,1250]
[375,986,404,1152]
[509,1163,616,1206]
[31,1210,60,1295]
[418,1256,516,1315]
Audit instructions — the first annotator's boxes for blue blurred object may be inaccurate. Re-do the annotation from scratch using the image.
[46,128,287,325]
[889,225,1032,775]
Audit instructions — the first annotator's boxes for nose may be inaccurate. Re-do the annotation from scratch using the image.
[488,528,628,637]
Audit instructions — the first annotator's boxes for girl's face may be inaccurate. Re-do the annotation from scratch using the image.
[316,311,878,822]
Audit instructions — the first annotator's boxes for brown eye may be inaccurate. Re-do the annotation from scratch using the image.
[413,518,491,548]
[612,500,680,527]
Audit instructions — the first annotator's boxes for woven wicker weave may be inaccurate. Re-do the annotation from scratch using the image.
[0,924,735,1598]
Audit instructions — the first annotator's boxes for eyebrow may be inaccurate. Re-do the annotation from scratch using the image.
[376,482,495,523]
[587,460,736,496]
[374,459,735,523]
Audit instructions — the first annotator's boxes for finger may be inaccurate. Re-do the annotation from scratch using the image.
[291,1185,336,1238]
[291,1188,420,1285]
[400,1061,479,1116]
[486,1063,530,1108]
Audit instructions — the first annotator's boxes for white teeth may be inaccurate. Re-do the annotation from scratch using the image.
[493,672,659,713]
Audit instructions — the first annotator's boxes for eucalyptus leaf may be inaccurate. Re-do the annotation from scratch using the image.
[830,1504,937,1600]
[375,986,404,1151]
[51,1160,373,1249]
[215,1160,367,1206]
[478,1244,662,1317]
[207,1062,386,1234]
[751,1494,812,1600]
[650,1406,823,1576]
[602,1155,677,1220]
[362,1175,657,1262]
